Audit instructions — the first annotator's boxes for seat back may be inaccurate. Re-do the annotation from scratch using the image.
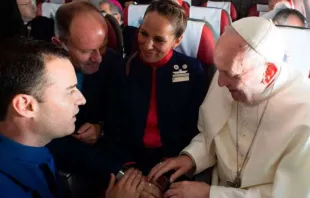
[203,1,238,21]
[257,4,269,12]
[248,4,268,16]
[181,1,190,16]
[277,25,310,78]
[183,0,191,6]
[37,2,61,18]
[189,6,231,38]
[123,4,148,27]
[105,14,123,54]
[259,11,268,16]
[123,3,190,27]
[175,19,215,65]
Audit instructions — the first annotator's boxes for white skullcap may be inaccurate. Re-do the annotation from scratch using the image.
[231,17,285,64]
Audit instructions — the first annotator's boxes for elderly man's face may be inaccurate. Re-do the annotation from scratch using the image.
[99,2,122,25]
[16,0,36,22]
[214,31,267,104]
[99,2,112,14]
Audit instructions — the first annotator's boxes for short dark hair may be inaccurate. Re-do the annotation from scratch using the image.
[0,37,69,121]
[144,0,187,38]
[55,1,103,41]
[273,8,306,27]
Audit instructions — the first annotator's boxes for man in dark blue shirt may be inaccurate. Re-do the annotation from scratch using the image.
[0,37,86,197]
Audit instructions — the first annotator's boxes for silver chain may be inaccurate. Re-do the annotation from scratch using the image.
[235,81,276,181]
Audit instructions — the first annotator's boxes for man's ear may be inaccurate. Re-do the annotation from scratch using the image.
[263,63,278,85]
[11,94,38,118]
[52,37,62,47]
[172,35,183,49]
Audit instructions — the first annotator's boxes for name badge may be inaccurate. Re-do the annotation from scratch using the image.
[172,64,189,83]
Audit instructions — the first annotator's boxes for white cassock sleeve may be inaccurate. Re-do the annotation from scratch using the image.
[209,130,310,198]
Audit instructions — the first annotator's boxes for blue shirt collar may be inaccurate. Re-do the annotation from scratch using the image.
[0,134,52,164]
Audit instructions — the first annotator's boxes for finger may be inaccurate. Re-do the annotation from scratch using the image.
[152,162,178,182]
[78,127,95,139]
[148,161,167,180]
[131,171,142,189]
[118,168,134,187]
[140,191,154,198]
[107,174,116,192]
[77,123,92,134]
[71,134,80,140]
[169,168,187,183]
[164,189,180,198]
[148,184,163,198]
[125,169,138,188]
[137,179,145,193]
[169,182,184,190]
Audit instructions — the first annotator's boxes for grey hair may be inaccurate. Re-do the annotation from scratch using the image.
[98,0,122,17]
[273,8,306,27]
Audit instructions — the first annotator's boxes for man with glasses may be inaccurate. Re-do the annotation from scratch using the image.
[98,0,123,25]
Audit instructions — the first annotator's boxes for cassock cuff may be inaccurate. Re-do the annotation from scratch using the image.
[181,143,215,174]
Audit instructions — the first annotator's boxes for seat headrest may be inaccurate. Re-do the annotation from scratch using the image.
[259,11,268,16]
[248,4,259,17]
[189,6,231,38]
[105,15,123,54]
[203,1,238,21]
[124,3,190,27]
[175,19,215,65]
[183,0,191,6]
[277,26,310,78]
[40,2,61,18]
[257,4,269,12]
[124,5,148,27]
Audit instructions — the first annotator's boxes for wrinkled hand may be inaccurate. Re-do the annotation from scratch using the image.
[106,169,145,198]
[140,180,163,198]
[164,181,210,198]
[148,155,194,183]
[72,123,101,144]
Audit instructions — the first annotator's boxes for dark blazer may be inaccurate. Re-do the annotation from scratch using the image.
[119,50,215,173]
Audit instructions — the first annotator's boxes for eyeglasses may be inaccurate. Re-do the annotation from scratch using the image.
[100,10,118,16]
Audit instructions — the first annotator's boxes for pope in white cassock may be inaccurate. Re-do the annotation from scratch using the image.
[148,17,310,198]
